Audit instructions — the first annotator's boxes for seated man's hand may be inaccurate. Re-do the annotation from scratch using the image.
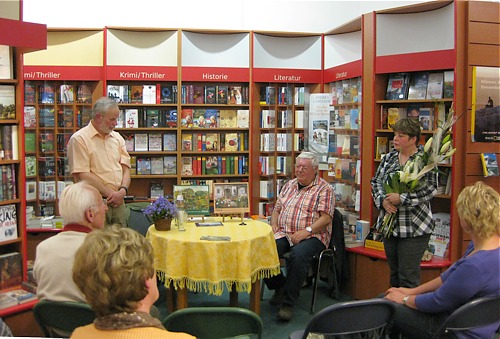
[290,229,310,245]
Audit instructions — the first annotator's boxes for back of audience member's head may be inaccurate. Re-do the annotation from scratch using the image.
[72,226,155,317]
[456,181,500,239]
[59,181,102,225]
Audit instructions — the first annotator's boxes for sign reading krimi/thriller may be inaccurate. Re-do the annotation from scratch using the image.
[307,93,332,164]
[24,66,102,80]
[107,66,177,81]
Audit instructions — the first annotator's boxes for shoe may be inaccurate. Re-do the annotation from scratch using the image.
[277,303,293,321]
[269,288,284,305]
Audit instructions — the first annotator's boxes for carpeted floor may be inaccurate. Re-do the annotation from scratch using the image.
[155,280,353,339]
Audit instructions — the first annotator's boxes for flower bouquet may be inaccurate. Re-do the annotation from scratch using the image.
[143,196,178,231]
[379,107,459,238]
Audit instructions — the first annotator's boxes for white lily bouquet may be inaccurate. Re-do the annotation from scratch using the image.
[380,107,459,238]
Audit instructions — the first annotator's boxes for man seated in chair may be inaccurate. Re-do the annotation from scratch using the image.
[34,181,107,302]
[265,152,336,321]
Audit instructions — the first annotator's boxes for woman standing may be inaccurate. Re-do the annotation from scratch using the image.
[371,118,438,288]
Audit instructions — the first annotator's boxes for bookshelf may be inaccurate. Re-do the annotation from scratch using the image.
[0,16,46,334]
[251,32,323,216]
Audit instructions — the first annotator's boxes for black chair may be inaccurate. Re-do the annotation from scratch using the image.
[125,201,153,236]
[261,208,344,313]
[432,295,500,338]
[289,298,396,339]
[33,300,96,337]
[163,306,263,339]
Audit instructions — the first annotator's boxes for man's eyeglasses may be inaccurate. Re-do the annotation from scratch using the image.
[89,198,107,209]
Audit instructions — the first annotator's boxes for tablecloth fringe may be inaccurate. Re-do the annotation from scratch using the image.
[156,266,280,296]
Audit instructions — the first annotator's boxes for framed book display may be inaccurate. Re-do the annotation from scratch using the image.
[213,182,250,215]
[173,185,210,216]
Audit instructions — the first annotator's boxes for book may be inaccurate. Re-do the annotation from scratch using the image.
[160,84,175,103]
[205,85,216,104]
[124,134,135,152]
[39,132,54,152]
[148,133,163,151]
[39,108,55,127]
[163,134,177,151]
[142,84,156,104]
[428,213,451,258]
[237,110,249,128]
[224,133,239,151]
[0,204,17,242]
[219,110,237,128]
[107,85,129,103]
[130,85,143,103]
[443,70,454,99]
[150,183,164,199]
[150,157,164,175]
[0,292,17,309]
[193,85,204,104]
[385,73,409,100]
[181,109,194,128]
[24,82,36,104]
[25,156,37,177]
[39,83,55,104]
[24,132,36,153]
[205,133,219,151]
[163,156,177,175]
[229,86,243,104]
[125,109,139,128]
[204,109,219,128]
[193,109,207,128]
[387,107,401,130]
[0,85,15,120]
[426,72,444,99]
[375,136,388,160]
[0,252,22,290]
[205,156,219,175]
[216,85,228,104]
[134,133,148,152]
[163,109,178,128]
[0,46,12,79]
[181,157,193,175]
[59,84,74,103]
[407,72,428,100]
[418,107,434,130]
[77,83,93,103]
[26,181,37,200]
[136,158,151,175]
[146,109,160,127]
[480,153,499,177]
[3,289,37,305]
[181,134,193,151]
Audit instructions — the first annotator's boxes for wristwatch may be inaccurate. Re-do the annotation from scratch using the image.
[306,226,313,234]
[402,295,410,306]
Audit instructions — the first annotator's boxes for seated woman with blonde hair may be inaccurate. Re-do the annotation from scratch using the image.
[71,226,193,338]
[384,181,500,338]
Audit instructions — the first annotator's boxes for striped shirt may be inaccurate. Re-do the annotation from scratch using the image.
[371,145,438,238]
[274,175,336,247]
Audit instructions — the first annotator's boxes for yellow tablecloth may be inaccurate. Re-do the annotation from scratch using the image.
[147,218,280,296]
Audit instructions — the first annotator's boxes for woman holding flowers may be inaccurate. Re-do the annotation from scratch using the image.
[371,118,438,288]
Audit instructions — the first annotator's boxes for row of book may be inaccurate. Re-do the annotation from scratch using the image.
[25,156,69,178]
[260,109,305,129]
[328,134,360,157]
[0,164,17,201]
[327,158,361,184]
[108,84,250,105]
[24,106,92,129]
[258,155,293,176]
[0,124,18,160]
[0,85,15,120]
[385,71,454,101]
[330,108,359,130]
[259,86,306,106]
[124,133,177,152]
[330,78,362,105]
[25,82,93,105]
[180,155,248,176]
[131,156,177,176]
[25,132,71,154]
[118,108,177,128]
[381,102,446,131]
[0,288,37,310]
[180,108,249,129]
[25,180,72,201]
[332,182,359,211]
[182,132,248,152]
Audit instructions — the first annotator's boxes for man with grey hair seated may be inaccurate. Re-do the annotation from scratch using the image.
[264,152,336,321]
[34,181,107,302]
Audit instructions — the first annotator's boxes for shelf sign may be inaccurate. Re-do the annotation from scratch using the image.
[323,60,362,83]
[181,67,249,82]
[106,65,177,81]
[253,68,321,83]
[23,66,103,80]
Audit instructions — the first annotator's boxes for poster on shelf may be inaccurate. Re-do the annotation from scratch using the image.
[307,93,332,165]
[471,66,500,142]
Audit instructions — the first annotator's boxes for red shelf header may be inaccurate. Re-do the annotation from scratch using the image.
[181,67,249,82]
[252,68,321,83]
[23,66,103,81]
[106,65,177,81]
[323,60,362,82]
[376,49,455,74]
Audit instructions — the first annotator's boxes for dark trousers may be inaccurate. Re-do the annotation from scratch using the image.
[388,301,449,338]
[265,236,325,306]
[383,233,431,288]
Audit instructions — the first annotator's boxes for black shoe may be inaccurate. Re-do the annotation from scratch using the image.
[269,288,285,305]
[277,303,293,321]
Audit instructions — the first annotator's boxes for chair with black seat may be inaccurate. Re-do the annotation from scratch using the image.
[432,295,500,338]
[125,201,153,236]
[261,208,344,313]
[289,298,396,339]
[33,300,96,338]
[163,306,263,339]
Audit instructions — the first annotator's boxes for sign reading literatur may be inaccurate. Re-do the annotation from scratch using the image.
[181,67,249,82]
[323,60,362,83]
[106,66,177,81]
[253,68,321,84]
[24,66,102,80]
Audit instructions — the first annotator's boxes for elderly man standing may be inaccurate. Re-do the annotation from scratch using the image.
[34,181,107,302]
[265,152,336,321]
[67,97,131,227]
